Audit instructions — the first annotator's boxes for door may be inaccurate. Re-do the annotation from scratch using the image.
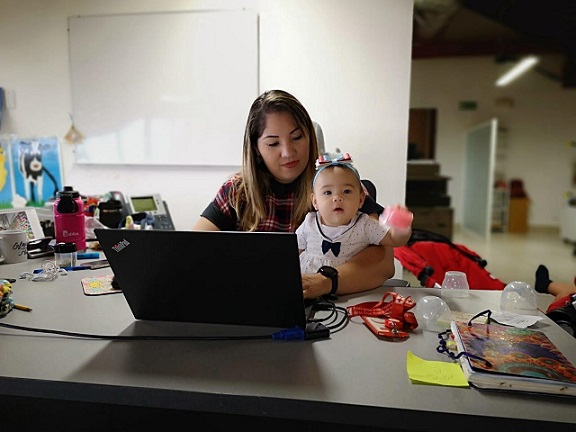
[408,108,437,160]
[462,118,498,239]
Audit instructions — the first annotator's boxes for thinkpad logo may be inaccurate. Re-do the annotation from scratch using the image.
[112,239,130,252]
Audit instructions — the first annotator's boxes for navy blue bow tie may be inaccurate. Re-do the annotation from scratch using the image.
[322,240,341,257]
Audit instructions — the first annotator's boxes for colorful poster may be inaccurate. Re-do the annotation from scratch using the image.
[0,137,14,208]
[9,136,63,208]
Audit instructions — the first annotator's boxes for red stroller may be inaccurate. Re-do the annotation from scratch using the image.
[394,229,506,290]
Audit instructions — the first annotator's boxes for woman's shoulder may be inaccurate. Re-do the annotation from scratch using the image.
[214,173,243,205]
[223,173,242,186]
[217,173,243,194]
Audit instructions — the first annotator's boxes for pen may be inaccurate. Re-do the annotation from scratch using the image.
[77,252,100,260]
[33,265,91,274]
[63,266,91,272]
[14,304,32,312]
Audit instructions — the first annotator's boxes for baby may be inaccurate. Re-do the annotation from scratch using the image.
[296,153,412,274]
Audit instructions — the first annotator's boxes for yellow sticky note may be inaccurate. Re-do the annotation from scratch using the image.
[406,351,469,387]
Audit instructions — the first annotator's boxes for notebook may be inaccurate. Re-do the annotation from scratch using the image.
[451,321,576,397]
[94,228,307,330]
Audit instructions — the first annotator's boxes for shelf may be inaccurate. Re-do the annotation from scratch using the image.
[491,187,508,232]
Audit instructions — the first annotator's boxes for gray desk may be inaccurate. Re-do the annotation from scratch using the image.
[0,258,575,431]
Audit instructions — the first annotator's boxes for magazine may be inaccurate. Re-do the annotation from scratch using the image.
[451,321,576,396]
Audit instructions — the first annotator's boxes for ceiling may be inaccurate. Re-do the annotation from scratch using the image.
[412,0,576,87]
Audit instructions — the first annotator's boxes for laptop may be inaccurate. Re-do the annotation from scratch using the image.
[94,228,307,330]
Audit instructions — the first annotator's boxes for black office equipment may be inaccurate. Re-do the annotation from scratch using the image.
[126,194,175,230]
[95,229,307,330]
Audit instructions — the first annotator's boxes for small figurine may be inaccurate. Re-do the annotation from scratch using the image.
[0,280,14,317]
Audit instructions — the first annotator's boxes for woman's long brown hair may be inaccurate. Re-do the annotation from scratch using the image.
[234,90,319,231]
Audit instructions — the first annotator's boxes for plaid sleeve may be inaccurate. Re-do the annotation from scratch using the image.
[199,176,239,231]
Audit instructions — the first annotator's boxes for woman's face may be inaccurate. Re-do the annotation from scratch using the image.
[257,111,310,184]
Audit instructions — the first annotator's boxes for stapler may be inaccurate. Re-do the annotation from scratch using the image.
[27,237,55,259]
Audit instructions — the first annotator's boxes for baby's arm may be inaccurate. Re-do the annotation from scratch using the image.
[378,205,413,247]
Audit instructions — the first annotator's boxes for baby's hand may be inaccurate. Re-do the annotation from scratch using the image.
[380,205,413,232]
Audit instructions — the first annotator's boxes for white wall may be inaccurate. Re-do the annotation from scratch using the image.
[0,0,413,230]
[411,56,576,228]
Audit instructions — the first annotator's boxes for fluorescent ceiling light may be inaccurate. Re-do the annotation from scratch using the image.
[495,55,540,87]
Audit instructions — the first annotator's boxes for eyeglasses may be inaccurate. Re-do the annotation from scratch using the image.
[466,309,494,326]
[436,309,493,368]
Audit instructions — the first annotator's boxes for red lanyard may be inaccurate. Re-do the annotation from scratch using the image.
[347,292,419,339]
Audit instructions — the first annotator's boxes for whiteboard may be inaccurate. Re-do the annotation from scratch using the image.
[68,10,258,166]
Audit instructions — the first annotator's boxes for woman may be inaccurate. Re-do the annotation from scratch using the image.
[193,89,395,299]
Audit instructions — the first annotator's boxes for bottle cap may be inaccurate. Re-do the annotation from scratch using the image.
[54,242,77,253]
[56,186,80,198]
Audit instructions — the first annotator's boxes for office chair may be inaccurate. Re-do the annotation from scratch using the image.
[313,121,325,154]
[361,179,377,202]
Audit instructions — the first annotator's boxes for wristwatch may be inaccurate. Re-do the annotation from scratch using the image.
[318,265,339,297]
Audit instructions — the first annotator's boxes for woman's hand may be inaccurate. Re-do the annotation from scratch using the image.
[301,244,395,299]
[301,272,332,299]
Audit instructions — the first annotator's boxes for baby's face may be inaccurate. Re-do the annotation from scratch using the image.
[312,166,365,227]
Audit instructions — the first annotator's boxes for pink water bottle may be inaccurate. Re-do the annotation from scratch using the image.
[54,186,86,251]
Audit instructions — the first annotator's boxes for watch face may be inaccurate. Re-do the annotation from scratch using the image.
[319,266,338,278]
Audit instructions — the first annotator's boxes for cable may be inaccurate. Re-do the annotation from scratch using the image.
[19,260,67,282]
[0,321,307,341]
[328,305,349,334]
[307,298,349,334]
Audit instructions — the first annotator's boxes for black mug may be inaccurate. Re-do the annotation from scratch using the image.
[98,200,124,228]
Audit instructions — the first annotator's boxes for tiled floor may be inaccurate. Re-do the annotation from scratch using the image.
[401,226,576,308]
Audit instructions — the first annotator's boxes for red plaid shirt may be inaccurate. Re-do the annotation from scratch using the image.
[202,175,298,232]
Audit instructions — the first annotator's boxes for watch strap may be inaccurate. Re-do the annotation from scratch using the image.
[318,266,338,296]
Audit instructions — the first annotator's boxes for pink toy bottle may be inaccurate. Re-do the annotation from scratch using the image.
[54,186,86,251]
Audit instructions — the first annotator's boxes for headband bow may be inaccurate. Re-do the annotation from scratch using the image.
[313,152,360,185]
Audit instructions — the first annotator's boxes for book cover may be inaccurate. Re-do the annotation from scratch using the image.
[0,207,45,240]
[451,321,576,396]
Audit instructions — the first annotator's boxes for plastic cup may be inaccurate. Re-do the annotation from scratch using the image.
[441,271,470,298]
[500,281,538,315]
[413,296,453,332]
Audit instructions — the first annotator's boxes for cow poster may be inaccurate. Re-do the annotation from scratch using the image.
[9,136,63,208]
